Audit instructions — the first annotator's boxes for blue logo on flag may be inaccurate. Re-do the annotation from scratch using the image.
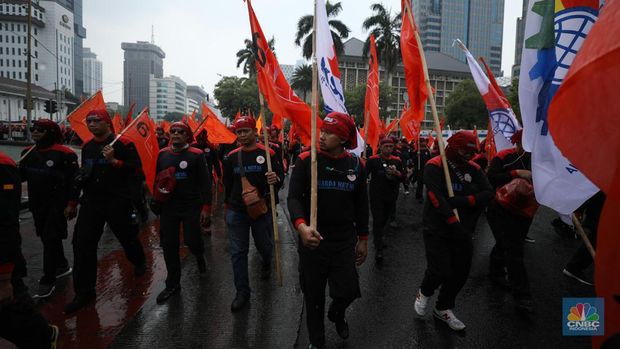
[563,297,604,336]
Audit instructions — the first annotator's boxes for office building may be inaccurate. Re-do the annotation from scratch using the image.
[82,47,101,95]
[122,41,165,112]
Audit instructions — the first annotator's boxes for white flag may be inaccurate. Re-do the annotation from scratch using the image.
[518,0,599,214]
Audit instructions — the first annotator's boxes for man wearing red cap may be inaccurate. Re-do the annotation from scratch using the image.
[288,112,369,348]
[222,116,283,312]
[0,151,59,348]
[19,119,78,299]
[366,137,404,264]
[486,129,536,312]
[414,131,493,331]
[63,109,146,314]
[153,122,212,304]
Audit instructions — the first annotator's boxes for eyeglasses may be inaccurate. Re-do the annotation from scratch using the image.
[86,117,103,124]
[170,129,186,135]
[30,127,46,132]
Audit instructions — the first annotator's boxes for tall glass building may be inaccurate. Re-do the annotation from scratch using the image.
[412,0,505,76]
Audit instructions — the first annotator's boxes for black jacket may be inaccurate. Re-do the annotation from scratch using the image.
[0,152,21,277]
[367,154,404,201]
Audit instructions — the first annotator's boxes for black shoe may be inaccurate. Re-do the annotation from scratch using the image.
[196,255,207,274]
[134,263,147,277]
[563,268,593,286]
[231,293,249,312]
[49,325,59,349]
[156,284,180,304]
[524,236,536,243]
[261,264,271,280]
[515,298,534,313]
[55,266,73,279]
[375,250,384,264]
[330,316,349,339]
[33,282,56,299]
[64,292,95,314]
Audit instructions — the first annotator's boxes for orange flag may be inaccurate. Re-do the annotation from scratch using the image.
[112,113,124,134]
[272,113,283,130]
[161,120,171,134]
[364,34,382,154]
[399,103,421,142]
[485,119,497,161]
[255,115,263,135]
[200,102,237,144]
[68,91,106,143]
[187,109,199,133]
[400,0,428,125]
[548,3,620,345]
[234,110,242,122]
[246,0,320,145]
[121,109,159,194]
[125,102,135,126]
[385,117,399,135]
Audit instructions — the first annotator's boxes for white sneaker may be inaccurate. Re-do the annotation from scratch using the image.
[414,289,429,316]
[433,309,466,331]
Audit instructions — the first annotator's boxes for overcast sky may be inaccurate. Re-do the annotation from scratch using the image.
[83,0,523,104]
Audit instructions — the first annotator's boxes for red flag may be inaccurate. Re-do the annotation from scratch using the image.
[125,102,135,126]
[385,117,399,134]
[548,3,620,346]
[112,113,124,134]
[427,131,435,149]
[187,109,199,133]
[479,57,508,102]
[272,113,283,130]
[161,120,171,134]
[68,91,106,143]
[246,0,320,145]
[234,110,242,122]
[200,102,237,144]
[121,109,159,194]
[364,34,382,154]
[399,103,421,142]
[400,0,428,124]
[485,119,497,161]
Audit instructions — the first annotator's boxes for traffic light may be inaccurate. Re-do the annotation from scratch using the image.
[44,100,58,114]
[50,100,57,114]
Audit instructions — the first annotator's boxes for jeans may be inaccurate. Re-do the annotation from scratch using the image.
[226,208,273,296]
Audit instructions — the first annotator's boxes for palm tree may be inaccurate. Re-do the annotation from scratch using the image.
[294,1,351,59]
[236,37,276,77]
[362,3,402,85]
[290,64,313,102]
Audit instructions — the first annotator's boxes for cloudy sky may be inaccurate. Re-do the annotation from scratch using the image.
[83,0,523,104]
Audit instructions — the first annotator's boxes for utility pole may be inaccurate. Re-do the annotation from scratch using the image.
[25,0,33,141]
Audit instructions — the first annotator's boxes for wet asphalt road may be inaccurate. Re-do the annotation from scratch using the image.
[2,179,595,349]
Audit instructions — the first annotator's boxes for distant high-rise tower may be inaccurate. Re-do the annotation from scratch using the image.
[412,0,505,76]
[53,0,87,97]
[512,0,528,78]
[122,41,165,112]
[82,48,102,95]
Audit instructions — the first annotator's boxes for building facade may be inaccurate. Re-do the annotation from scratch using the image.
[38,1,75,94]
[82,47,101,95]
[0,77,71,125]
[186,85,207,113]
[338,38,470,129]
[149,75,186,121]
[53,0,86,97]
[512,0,528,78]
[122,41,165,112]
[412,0,504,76]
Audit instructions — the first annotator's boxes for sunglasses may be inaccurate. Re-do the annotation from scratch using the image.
[86,117,103,124]
[30,127,46,132]
[170,129,186,135]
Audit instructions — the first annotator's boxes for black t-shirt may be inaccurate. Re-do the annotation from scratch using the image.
[156,146,212,212]
[287,151,369,241]
[223,144,284,212]
[367,154,404,201]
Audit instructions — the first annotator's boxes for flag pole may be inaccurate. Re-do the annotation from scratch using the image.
[363,111,370,159]
[110,108,148,146]
[259,94,283,287]
[191,109,209,137]
[404,1,459,219]
[572,213,596,259]
[19,91,100,164]
[310,0,319,229]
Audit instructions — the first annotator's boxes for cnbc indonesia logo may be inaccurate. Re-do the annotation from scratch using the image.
[563,298,604,336]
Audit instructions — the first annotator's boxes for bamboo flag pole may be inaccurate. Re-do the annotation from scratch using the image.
[572,213,596,259]
[363,111,370,159]
[404,1,459,220]
[192,109,209,137]
[310,0,319,229]
[109,108,148,146]
[258,94,283,286]
[19,91,100,163]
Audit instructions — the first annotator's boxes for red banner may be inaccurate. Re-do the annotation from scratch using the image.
[364,34,382,154]
[67,91,106,143]
[120,110,159,193]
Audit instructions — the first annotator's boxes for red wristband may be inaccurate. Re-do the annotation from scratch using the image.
[294,218,306,230]
[447,216,459,224]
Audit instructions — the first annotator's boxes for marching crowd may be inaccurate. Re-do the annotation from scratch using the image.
[0,109,603,349]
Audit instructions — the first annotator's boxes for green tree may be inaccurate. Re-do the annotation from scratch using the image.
[507,77,521,123]
[445,79,488,129]
[344,82,395,125]
[291,64,313,102]
[236,37,276,78]
[213,76,260,120]
[362,3,401,85]
[294,1,350,59]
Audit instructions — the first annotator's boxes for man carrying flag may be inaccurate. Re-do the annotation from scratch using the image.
[64,108,146,314]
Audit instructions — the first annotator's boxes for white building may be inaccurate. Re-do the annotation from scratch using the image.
[149,74,187,121]
[0,1,45,84]
[82,47,101,95]
[38,1,75,94]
